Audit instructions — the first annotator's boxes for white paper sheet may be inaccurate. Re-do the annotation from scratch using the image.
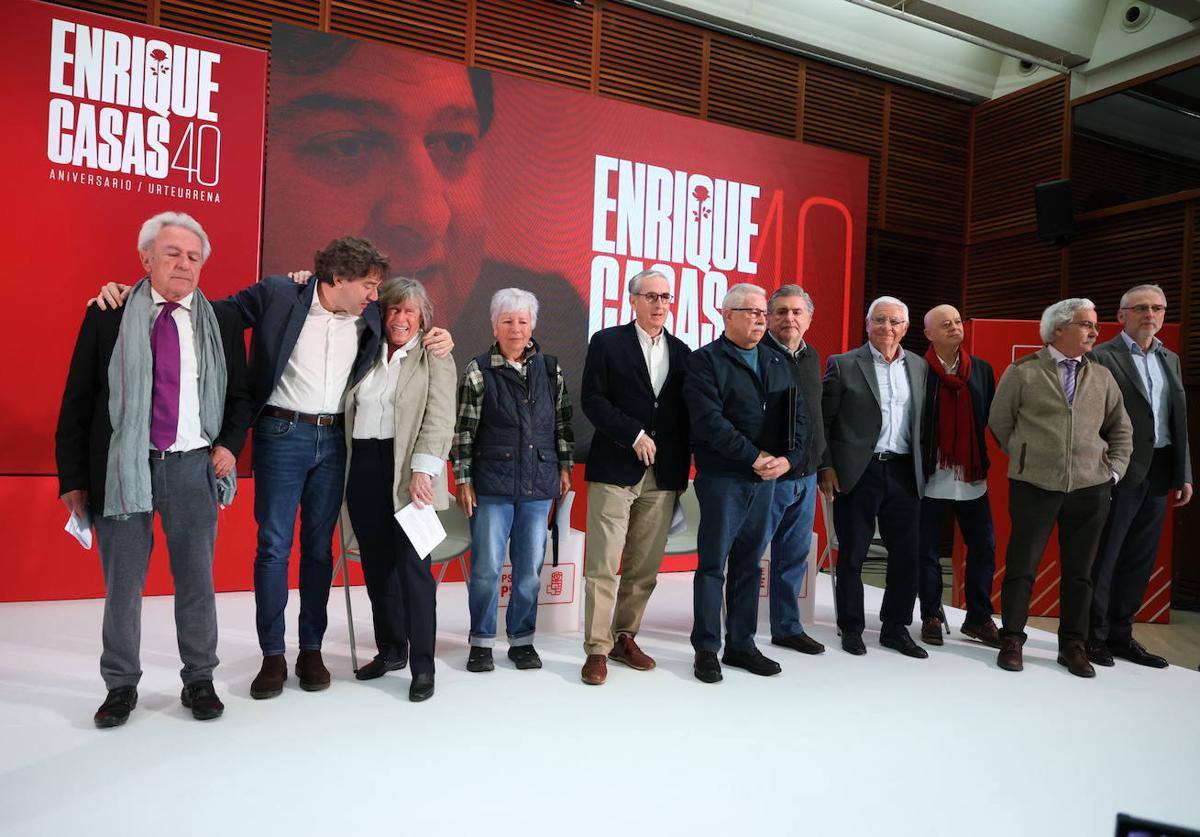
[394,502,446,560]
[64,509,93,549]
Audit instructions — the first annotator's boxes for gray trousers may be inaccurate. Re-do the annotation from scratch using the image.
[94,449,219,690]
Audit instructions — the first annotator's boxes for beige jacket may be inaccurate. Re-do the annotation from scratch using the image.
[988,348,1132,492]
[340,336,458,551]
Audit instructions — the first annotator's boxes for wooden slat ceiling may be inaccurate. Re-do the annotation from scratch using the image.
[706,33,800,139]
[803,63,884,226]
[964,233,1063,320]
[474,0,593,91]
[598,3,703,116]
[160,0,317,49]
[886,87,969,237]
[50,0,146,22]
[969,78,1067,241]
[330,0,467,61]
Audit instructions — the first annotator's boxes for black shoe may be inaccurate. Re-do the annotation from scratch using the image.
[693,651,723,683]
[409,673,435,702]
[466,646,494,673]
[94,686,137,729]
[507,645,543,670]
[722,646,782,676]
[880,629,929,659]
[1109,639,1168,669]
[1086,640,1114,667]
[771,633,826,655]
[841,633,867,656]
[180,680,225,721]
[355,655,408,681]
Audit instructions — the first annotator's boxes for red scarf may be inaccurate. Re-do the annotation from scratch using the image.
[924,344,984,483]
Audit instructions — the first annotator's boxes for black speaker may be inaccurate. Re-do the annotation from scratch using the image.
[1034,179,1075,243]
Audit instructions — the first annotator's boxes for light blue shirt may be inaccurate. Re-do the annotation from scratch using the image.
[868,343,911,454]
[1119,331,1171,448]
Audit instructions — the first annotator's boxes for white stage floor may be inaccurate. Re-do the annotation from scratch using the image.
[1,573,1197,837]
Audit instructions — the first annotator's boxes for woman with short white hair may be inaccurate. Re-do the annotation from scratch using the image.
[450,288,575,673]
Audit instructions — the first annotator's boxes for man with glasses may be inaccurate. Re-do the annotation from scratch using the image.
[578,270,692,685]
[1086,285,1191,669]
[684,284,808,682]
[761,285,826,655]
[989,298,1132,677]
[819,296,928,658]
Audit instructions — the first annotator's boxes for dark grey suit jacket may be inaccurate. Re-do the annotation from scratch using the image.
[1089,335,1191,489]
[820,342,927,495]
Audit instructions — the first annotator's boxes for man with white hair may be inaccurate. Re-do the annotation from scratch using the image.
[684,283,809,683]
[819,296,928,658]
[56,212,252,727]
[989,298,1132,678]
[1086,285,1191,669]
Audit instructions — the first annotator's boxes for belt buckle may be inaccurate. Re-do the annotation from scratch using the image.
[316,414,334,427]
[150,449,168,460]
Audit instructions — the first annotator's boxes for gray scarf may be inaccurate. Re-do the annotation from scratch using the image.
[104,278,235,517]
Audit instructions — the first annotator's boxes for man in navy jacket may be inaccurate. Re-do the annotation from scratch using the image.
[684,283,808,683]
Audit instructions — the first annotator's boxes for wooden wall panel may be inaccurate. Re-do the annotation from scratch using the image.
[1073,134,1200,214]
[1187,204,1200,382]
[969,78,1067,241]
[869,231,965,352]
[329,0,467,61]
[50,0,146,22]
[474,0,593,90]
[597,3,703,116]
[1067,204,1186,322]
[965,233,1063,320]
[802,63,885,226]
[885,87,969,238]
[159,0,318,49]
[706,34,800,139]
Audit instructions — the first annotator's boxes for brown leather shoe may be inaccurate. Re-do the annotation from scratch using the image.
[609,634,655,670]
[920,617,944,646]
[250,655,287,699]
[1057,642,1096,678]
[960,620,1002,649]
[581,654,607,685]
[997,635,1023,671]
[295,649,331,691]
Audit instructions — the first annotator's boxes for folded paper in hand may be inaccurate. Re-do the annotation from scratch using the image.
[65,509,93,549]
[394,502,446,560]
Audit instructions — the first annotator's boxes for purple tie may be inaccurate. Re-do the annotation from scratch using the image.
[150,301,181,451]
[1060,358,1078,406]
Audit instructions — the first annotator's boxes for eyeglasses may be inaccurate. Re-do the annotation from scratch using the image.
[1120,304,1167,315]
[729,308,768,319]
[869,316,907,327]
[1069,321,1100,333]
[634,292,674,304]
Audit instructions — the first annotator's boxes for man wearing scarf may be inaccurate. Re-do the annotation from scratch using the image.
[56,212,252,728]
[917,305,999,649]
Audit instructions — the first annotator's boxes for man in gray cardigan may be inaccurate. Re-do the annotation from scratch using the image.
[1087,284,1191,669]
[988,298,1132,678]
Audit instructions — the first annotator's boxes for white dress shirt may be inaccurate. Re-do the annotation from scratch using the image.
[150,287,208,452]
[632,322,669,447]
[868,343,911,454]
[351,337,442,476]
[1119,331,1171,448]
[267,286,362,414]
[923,350,987,502]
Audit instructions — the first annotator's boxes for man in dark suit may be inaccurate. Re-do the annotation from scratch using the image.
[1087,284,1192,669]
[579,270,691,685]
[819,296,928,658]
[917,304,1000,648]
[57,212,251,727]
[761,284,826,656]
[685,284,808,683]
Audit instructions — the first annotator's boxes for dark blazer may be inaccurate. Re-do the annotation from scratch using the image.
[821,343,927,495]
[684,335,808,480]
[581,322,691,490]
[55,296,252,515]
[920,352,995,481]
[763,333,826,477]
[1089,335,1191,488]
[219,276,382,416]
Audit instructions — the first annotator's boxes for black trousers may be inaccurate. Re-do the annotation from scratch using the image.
[1090,447,1172,645]
[918,493,996,626]
[832,455,920,636]
[346,439,438,674]
[1000,479,1111,646]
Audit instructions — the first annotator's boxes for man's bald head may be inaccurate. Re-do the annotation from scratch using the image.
[923,304,964,357]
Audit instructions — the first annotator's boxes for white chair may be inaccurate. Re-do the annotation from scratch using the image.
[333,504,472,672]
[663,480,702,555]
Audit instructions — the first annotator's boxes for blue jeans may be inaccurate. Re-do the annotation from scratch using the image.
[691,472,775,653]
[251,415,346,655]
[766,473,818,638]
[467,495,552,647]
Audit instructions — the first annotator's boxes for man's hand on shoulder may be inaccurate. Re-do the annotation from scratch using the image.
[90,282,132,311]
[424,327,454,359]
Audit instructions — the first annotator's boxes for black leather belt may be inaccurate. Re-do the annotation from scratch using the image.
[149,448,207,460]
[262,406,344,427]
[873,450,910,461]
